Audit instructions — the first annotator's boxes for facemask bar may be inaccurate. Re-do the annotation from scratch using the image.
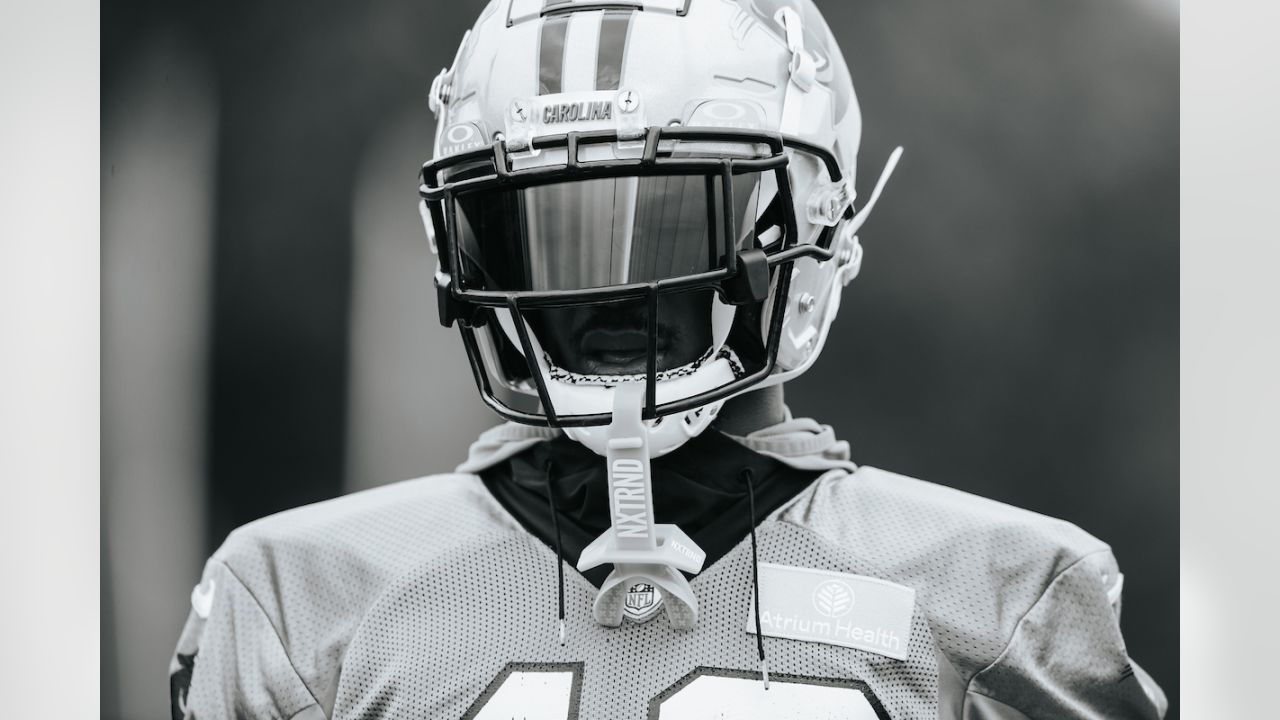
[421,126,841,427]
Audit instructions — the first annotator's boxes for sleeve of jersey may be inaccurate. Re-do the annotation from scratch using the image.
[169,559,327,720]
[964,550,1168,719]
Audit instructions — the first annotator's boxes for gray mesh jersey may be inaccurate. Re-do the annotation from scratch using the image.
[171,418,1167,719]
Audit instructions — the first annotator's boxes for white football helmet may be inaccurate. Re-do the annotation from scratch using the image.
[420,0,900,457]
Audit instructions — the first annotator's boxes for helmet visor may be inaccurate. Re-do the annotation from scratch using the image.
[450,171,771,293]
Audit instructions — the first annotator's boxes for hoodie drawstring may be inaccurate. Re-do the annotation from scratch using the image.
[542,458,771,672]
[545,459,566,645]
[742,467,769,689]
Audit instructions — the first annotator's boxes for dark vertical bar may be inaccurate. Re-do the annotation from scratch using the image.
[645,285,659,418]
[774,166,798,251]
[595,10,634,91]
[704,175,719,269]
[761,258,792,375]
[760,164,798,374]
[492,142,510,178]
[509,298,560,425]
[204,13,360,552]
[566,132,580,168]
[538,15,570,95]
[459,325,495,401]
[721,161,737,273]
[642,126,662,164]
[445,195,466,289]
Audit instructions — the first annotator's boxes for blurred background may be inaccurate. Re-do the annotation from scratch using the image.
[102,0,1178,717]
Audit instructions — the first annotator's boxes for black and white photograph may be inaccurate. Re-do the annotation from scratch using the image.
[84,0,1194,716]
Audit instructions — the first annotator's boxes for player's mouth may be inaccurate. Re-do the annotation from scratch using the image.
[578,326,671,376]
[527,291,713,378]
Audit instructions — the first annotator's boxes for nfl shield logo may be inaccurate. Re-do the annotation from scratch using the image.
[626,584,654,610]
[623,582,663,624]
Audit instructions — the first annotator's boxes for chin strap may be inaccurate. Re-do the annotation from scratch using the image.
[835,147,904,289]
[846,146,904,238]
[576,384,707,629]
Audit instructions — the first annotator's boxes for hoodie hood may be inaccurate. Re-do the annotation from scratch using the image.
[456,409,857,476]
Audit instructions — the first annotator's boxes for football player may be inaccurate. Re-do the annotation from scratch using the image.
[171,1,1168,718]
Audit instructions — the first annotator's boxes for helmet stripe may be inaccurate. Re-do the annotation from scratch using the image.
[538,14,570,95]
[595,9,635,91]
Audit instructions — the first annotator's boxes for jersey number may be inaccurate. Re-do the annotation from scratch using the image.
[465,664,888,719]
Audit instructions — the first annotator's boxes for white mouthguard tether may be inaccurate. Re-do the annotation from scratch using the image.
[576,384,707,629]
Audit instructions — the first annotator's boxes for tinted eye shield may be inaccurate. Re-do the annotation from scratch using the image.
[418,126,846,425]
[420,127,844,319]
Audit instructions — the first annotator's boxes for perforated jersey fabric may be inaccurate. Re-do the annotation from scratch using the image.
[170,417,1167,719]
